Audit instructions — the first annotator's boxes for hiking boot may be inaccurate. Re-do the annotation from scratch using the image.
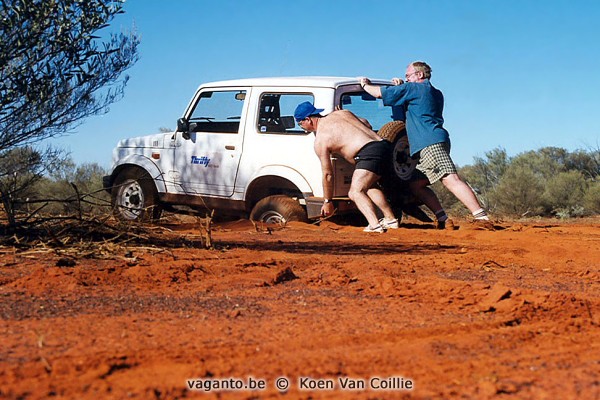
[443,219,456,230]
[379,218,399,229]
[436,218,456,230]
[363,224,386,233]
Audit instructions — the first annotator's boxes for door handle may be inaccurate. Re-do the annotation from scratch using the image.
[225,145,235,150]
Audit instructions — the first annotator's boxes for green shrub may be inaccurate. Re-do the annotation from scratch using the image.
[583,181,600,214]
[489,164,545,217]
[543,170,587,217]
[29,162,109,216]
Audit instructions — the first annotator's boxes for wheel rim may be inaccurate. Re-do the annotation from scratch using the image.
[393,136,417,180]
[116,179,145,220]
[257,210,287,224]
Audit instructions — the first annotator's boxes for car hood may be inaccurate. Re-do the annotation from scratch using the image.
[116,132,175,149]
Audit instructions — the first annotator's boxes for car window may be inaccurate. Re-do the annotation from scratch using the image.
[340,92,393,131]
[258,93,314,134]
[188,90,246,133]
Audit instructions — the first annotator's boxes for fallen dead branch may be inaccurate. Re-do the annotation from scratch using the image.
[0,211,213,261]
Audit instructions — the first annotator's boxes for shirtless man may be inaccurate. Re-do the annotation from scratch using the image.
[294,101,398,233]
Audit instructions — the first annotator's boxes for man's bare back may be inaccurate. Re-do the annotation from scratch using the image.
[314,110,383,163]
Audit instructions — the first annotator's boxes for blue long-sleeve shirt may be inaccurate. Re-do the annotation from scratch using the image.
[380,79,450,156]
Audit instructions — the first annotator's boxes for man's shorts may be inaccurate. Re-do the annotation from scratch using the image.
[413,141,457,184]
[353,140,392,177]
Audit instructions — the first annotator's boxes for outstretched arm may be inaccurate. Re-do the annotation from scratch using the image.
[360,77,382,98]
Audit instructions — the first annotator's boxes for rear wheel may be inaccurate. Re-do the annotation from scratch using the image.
[111,167,162,222]
[249,195,308,224]
[390,130,417,182]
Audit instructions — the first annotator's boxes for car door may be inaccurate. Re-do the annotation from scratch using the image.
[172,88,248,196]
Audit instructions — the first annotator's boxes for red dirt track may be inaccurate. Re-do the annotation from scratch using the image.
[1,217,599,399]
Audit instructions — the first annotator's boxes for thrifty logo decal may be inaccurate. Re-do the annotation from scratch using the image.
[191,156,210,167]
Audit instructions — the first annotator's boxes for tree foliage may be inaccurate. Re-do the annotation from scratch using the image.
[467,147,510,191]
[0,0,138,227]
[459,147,510,212]
[0,0,139,152]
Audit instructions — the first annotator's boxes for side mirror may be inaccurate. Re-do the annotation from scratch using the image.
[177,118,190,140]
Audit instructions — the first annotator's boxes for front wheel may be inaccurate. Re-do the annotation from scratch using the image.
[111,167,162,222]
[249,195,308,224]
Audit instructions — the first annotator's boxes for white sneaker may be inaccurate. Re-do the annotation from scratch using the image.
[363,224,386,233]
[379,218,399,229]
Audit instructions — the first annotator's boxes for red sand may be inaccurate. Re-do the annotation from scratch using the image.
[1,217,599,399]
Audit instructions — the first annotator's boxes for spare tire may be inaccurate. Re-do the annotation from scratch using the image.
[377,120,406,143]
[377,121,417,181]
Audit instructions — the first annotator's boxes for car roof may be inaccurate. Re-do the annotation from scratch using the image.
[199,76,392,89]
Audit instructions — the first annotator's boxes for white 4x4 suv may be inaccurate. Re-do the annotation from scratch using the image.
[103,77,425,223]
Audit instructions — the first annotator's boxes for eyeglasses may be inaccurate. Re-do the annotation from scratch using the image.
[405,71,418,79]
[297,118,308,125]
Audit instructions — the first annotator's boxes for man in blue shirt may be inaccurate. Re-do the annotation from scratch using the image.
[361,61,489,222]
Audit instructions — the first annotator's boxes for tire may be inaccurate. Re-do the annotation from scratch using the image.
[377,121,418,181]
[111,167,162,222]
[249,195,308,224]
[377,120,406,143]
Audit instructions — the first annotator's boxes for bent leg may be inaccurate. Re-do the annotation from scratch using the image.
[409,178,448,228]
[409,179,444,213]
[348,169,385,228]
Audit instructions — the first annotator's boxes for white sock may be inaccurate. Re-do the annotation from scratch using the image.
[472,208,489,220]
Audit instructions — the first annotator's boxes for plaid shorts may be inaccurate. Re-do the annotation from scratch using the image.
[414,142,457,184]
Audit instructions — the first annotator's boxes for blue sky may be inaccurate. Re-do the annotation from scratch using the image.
[56,0,600,168]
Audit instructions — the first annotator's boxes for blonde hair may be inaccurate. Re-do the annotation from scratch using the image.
[411,61,432,79]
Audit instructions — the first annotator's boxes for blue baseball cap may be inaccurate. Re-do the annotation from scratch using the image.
[294,101,324,122]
